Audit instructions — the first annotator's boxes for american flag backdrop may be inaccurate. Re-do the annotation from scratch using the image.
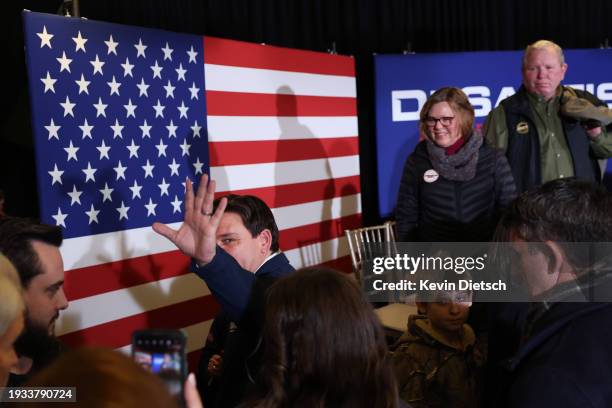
[22,12,361,365]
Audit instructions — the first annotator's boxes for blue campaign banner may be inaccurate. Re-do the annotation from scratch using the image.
[375,49,612,217]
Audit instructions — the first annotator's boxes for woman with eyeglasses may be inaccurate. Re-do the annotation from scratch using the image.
[395,87,516,242]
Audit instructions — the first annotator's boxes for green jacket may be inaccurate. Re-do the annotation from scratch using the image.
[390,315,485,408]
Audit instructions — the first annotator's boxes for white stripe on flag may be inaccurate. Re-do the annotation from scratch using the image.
[212,155,360,192]
[205,64,356,97]
[272,194,361,230]
[207,116,358,142]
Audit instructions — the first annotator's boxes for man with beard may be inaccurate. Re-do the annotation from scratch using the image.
[0,216,69,385]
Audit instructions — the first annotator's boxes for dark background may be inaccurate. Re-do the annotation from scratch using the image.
[2,0,611,223]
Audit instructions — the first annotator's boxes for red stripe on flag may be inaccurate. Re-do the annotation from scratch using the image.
[216,175,361,208]
[204,37,355,77]
[279,213,361,251]
[65,250,190,301]
[210,137,359,166]
[59,295,220,349]
[206,91,357,116]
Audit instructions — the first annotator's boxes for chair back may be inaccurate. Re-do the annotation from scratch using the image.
[345,221,397,283]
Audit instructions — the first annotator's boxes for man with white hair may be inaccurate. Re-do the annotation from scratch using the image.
[484,39,612,192]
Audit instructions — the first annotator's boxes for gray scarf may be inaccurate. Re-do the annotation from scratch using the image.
[426,133,483,181]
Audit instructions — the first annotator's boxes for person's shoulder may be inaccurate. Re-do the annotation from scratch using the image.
[407,140,430,161]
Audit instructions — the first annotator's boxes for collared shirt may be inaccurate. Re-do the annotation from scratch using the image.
[525,90,574,182]
[253,251,280,274]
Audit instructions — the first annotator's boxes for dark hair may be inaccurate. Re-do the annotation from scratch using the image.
[214,195,280,252]
[419,87,474,141]
[24,347,179,408]
[496,178,612,269]
[0,217,63,287]
[246,267,399,408]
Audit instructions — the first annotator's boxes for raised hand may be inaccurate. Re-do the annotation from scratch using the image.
[152,174,227,266]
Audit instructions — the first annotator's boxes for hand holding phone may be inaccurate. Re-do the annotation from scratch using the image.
[132,329,187,406]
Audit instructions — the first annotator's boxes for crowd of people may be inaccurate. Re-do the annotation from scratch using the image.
[1,39,612,407]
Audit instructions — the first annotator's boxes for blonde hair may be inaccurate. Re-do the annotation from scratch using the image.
[0,253,24,335]
[523,40,565,67]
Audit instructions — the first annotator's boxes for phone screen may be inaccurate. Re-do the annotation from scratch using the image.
[132,329,186,403]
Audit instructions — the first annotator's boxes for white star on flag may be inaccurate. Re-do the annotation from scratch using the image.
[151,60,163,79]
[79,118,94,139]
[166,120,178,138]
[97,140,111,159]
[134,38,147,58]
[52,208,68,227]
[153,100,165,117]
[110,119,124,139]
[67,185,83,205]
[191,121,201,137]
[155,139,168,157]
[187,46,198,63]
[177,101,189,118]
[139,120,152,138]
[164,80,176,98]
[48,163,64,185]
[145,198,158,216]
[45,119,61,140]
[37,25,54,48]
[57,51,72,72]
[171,195,183,213]
[116,201,130,220]
[90,54,105,75]
[192,157,204,174]
[161,42,173,60]
[189,82,199,100]
[93,97,108,117]
[72,31,88,52]
[107,76,121,95]
[64,141,79,161]
[104,35,119,55]
[175,63,187,81]
[168,158,180,176]
[41,71,57,93]
[142,160,155,178]
[126,140,140,158]
[129,180,143,199]
[60,96,76,117]
[99,183,114,202]
[75,74,91,94]
[82,162,97,183]
[124,99,137,118]
[158,178,170,196]
[114,161,127,180]
[121,57,134,77]
[85,204,100,224]
[137,78,150,97]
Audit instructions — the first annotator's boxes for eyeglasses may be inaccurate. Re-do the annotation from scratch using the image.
[424,116,455,127]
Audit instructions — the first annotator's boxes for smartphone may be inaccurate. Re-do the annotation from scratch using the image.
[132,329,187,406]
